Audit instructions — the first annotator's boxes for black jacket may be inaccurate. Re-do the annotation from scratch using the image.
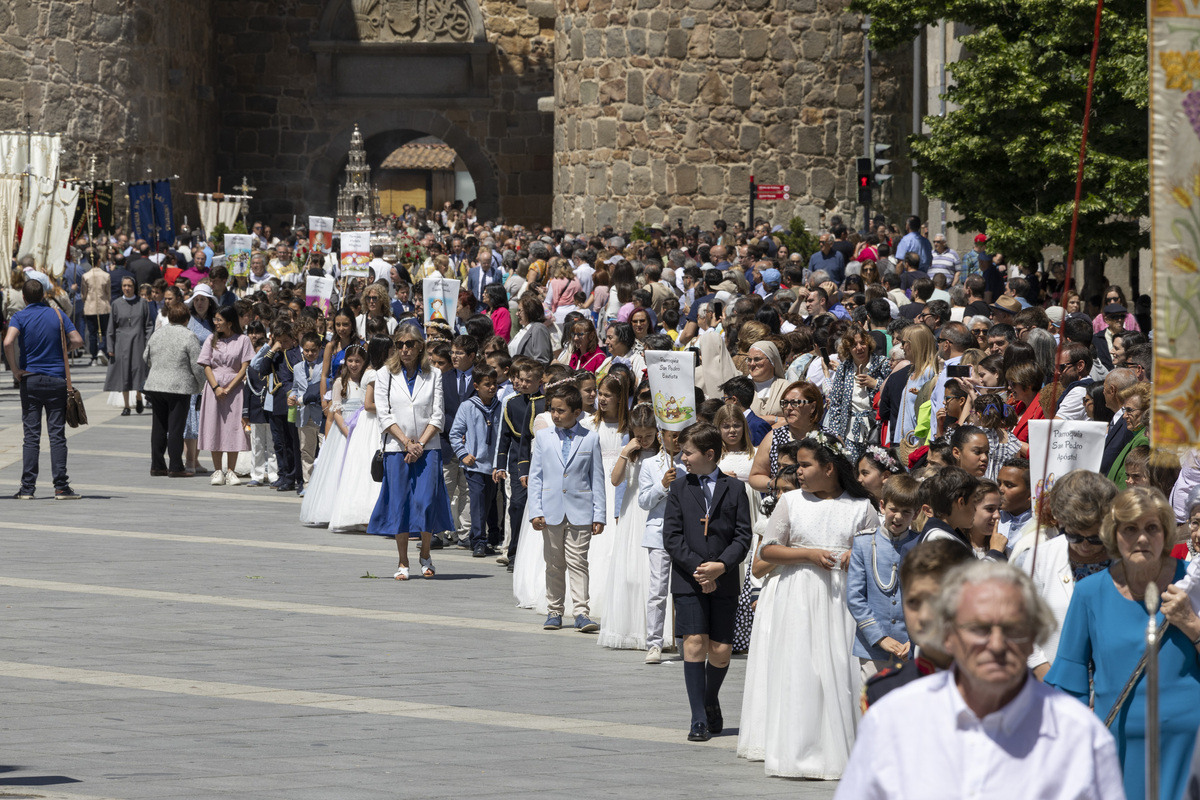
[662,472,752,598]
[495,392,545,478]
[441,368,476,444]
[878,364,911,444]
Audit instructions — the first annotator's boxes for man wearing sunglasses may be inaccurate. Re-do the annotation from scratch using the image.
[1052,343,1094,422]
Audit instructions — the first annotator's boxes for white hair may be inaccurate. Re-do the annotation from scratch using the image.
[930,561,1057,649]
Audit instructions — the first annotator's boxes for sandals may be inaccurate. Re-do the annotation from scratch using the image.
[394,567,409,581]
[420,557,436,578]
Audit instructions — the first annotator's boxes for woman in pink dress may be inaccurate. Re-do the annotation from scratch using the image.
[198,306,254,485]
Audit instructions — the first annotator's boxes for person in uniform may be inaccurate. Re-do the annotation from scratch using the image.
[861,538,973,711]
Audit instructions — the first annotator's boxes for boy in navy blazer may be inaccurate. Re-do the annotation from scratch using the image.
[662,423,751,742]
[440,333,478,548]
[250,319,301,492]
[527,381,606,633]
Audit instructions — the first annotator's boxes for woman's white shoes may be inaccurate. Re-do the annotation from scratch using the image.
[225,472,242,486]
[210,470,226,486]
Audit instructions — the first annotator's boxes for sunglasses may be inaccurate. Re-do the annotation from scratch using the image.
[780,399,814,408]
[397,340,420,350]
[1061,528,1104,546]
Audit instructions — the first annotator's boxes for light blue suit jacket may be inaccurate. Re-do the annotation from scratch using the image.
[527,422,606,527]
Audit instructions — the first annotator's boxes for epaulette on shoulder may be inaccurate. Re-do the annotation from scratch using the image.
[854,528,878,536]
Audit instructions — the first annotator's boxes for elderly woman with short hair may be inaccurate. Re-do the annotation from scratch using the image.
[1048,487,1200,800]
[1107,382,1151,488]
[1017,470,1118,678]
[508,294,553,362]
[143,301,207,476]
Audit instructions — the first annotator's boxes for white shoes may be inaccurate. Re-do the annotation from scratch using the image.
[225,472,242,486]
[645,645,662,665]
[210,470,226,486]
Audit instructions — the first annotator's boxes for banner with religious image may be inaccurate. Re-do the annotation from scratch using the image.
[306,275,335,314]
[308,216,333,260]
[423,275,459,327]
[128,183,154,243]
[340,231,371,278]
[646,350,697,431]
[70,181,114,243]
[1027,420,1107,511]
[1152,2,1200,448]
[224,233,252,278]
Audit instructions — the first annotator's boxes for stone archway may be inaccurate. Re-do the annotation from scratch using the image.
[308,112,499,221]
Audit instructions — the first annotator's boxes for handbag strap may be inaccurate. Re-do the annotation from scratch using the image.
[1103,618,1169,728]
[50,304,74,394]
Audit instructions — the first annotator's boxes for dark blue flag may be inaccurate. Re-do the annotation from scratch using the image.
[153,179,174,245]
[128,182,153,243]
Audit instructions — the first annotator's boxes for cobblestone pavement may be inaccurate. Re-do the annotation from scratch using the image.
[0,362,839,800]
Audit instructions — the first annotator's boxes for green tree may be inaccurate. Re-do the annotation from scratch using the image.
[851,0,1148,264]
[777,217,821,262]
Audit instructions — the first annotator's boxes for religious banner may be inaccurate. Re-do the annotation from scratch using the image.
[17,178,79,278]
[0,177,20,288]
[153,179,175,245]
[646,350,697,431]
[308,216,333,259]
[128,183,154,243]
[423,275,459,326]
[306,275,335,314]
[340,230,371,277]
[1152,2,1200,448]
[70,181,114,243]
[224,233,252,278]
[1027,420,1107,511]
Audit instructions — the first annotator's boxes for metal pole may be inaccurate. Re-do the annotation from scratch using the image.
[748,174,755,233]
[863,18,872,234]
[912,30,921,217]
[1145,582,1161,800]
[938,20,947,235]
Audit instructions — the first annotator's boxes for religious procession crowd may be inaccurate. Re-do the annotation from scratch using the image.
[7,208,1200,798]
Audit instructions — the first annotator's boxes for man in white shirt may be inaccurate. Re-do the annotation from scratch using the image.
[571,249,595,297]
[836,561,1125,800]
[929,233,961,286]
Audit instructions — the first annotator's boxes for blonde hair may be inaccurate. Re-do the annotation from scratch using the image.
[385,326,428,374]
[361,283,393,318]
[1100,486,1177,560]
[904,324,939,379]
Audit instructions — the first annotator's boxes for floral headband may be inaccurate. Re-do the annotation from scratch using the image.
[863,444,902,474]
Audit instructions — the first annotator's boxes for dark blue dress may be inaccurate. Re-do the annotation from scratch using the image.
[1047,560,1200,800]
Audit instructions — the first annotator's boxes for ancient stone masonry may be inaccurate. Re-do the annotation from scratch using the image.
[552,0,910,232]
[0,0,217,197]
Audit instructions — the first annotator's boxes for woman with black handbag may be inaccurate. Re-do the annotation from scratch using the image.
[367,325,454,581]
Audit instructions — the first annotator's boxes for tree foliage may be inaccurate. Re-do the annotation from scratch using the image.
[850,0,1148,263]
[778,217,822,261]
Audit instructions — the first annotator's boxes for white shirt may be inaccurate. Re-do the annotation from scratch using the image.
[573,261,595,296]
[835,669,1125,800]
[1054,383,1089,421]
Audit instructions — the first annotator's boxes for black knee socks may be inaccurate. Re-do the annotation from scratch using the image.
[705,662,728,707]
[683,660,707,726]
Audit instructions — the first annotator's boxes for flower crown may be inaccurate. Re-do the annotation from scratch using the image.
[810,429,847,458]
[863,444,902,474]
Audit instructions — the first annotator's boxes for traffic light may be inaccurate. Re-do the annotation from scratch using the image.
[857,157,872,205]
[874,144,893,186]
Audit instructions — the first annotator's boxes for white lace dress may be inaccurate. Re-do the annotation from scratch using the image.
[299,379,363,526]
[327,369,382,533]
[742,489,877,779]
[586,419,625,620]
[597,450,652,649]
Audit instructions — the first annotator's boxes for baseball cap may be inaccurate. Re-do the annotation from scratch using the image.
[974,234,988,244]
[761,268,781,286]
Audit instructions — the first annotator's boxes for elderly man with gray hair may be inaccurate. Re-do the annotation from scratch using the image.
[835,561,1125,800]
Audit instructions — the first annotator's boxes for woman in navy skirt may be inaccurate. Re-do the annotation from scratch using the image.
[368,325,454,580]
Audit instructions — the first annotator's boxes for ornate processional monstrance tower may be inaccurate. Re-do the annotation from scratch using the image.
[336,124,379,229]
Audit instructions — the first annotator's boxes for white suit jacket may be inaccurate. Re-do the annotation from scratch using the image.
[527,423,606,527]
[376,365,444,451]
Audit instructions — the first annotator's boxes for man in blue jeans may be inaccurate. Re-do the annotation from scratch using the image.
[2,278,84,500]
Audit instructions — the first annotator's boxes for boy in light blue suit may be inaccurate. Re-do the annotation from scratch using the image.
[528,381,606,632]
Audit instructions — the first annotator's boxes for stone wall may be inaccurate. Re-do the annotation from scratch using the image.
[551,0,911,232]
[0,0,217,203]
[212,0,555,226]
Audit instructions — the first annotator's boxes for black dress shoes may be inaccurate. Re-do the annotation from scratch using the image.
[687,722,711,742]
[705,703,723,735]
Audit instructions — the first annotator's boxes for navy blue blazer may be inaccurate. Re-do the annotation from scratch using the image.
[440,368,476,443]
[745,410,772,446]
[662,471,752,598]
[1100,415,1133,476]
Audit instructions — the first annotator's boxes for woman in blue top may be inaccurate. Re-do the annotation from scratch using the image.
[1047,487,1200,800]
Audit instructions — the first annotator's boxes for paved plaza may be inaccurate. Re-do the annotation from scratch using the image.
[0,365,837,800]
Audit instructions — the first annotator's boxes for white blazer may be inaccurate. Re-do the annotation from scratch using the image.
[1022,534,1075,670]
[376,365,445,451]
